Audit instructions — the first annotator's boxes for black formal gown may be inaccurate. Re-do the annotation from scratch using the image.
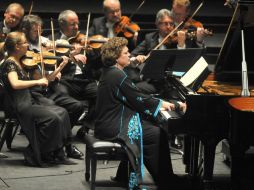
[0,60,71,166]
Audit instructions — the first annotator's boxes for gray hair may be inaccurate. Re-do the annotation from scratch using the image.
[58,10,78,29]
[155,9,173,24]
[5,3,24,16]
[20,14,43,39]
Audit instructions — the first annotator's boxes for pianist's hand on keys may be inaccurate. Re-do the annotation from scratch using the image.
[160,101,187,120]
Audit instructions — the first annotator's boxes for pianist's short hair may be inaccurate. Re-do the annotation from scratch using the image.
[156,9,173,25]
[101,37,128,67]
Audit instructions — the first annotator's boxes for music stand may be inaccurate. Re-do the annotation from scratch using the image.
[141,48,204,81]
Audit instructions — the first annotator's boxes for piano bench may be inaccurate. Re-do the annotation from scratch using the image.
[84,134,128,190]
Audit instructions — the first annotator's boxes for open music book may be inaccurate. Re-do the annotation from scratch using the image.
[180,56,209,87]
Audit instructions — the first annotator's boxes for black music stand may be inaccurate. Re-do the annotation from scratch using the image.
[141,48,204,81]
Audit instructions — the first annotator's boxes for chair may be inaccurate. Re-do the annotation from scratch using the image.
[0,80,20,152]
[84,134,128,190]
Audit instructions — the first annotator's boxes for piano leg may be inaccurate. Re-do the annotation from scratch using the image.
[230,143,249,190]
[189,137,200,178]
[229,109,251,190]
[202,139,218,190]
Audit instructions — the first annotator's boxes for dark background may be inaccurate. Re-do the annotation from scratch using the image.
[1,0,233,16]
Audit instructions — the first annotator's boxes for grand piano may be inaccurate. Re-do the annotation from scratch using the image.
[162,1,254,190]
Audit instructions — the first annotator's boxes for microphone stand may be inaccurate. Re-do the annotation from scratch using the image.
[240,9,250,96]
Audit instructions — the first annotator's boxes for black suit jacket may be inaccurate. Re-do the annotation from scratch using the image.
[89,16,108,37]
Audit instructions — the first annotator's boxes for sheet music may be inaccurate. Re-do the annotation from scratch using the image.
[180,56,208,87]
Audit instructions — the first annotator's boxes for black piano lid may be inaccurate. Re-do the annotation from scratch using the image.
[215,1,254,84]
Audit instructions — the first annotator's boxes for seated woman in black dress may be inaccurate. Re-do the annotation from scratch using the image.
[96,37,187,189]
[0,31,76,166]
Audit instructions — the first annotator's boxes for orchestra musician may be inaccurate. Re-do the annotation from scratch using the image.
[171,0,206,46]
[96,36,188,189]
[0,3,24,42]
[129,9,201,94]
[1,3,24,62]
[49,10,98,139]
[19,14,84,159]
[0,31,78,166]
[130,8,204,150]
[89,0,139,52]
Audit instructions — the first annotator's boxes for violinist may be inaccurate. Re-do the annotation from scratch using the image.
[89,0,139,51]
[0,3,24,42]
[0,31,78,166]
[171,0,206,46]
[0,3,24,62]
[19,15,85,159]
[50,10,98,139]
[128,9,196,94]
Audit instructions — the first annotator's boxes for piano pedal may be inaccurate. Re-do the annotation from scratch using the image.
[170,146,184,155]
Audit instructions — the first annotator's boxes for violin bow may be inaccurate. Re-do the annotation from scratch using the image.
[50,18,57,70]
[38,27,45,78]
[28,1,33,15]
[50,18,56,56]
[129,0,145,20]
[183,1,203,26]
[84,12,91,54]
[152,21,184,52]
[148,1,204,55]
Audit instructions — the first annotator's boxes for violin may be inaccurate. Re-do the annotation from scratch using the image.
[0,42,5,61]
[21,50,63,69]
[0,33,7,42]
[113,16,140,38]
[163,28,213,45]
[183,19,203,30]
[68,32,108,49]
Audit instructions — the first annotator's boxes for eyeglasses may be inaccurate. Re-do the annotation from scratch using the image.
[18,41,29,45]
[107,8,121,14]
[67,22,79,27]
[159,22,174,27]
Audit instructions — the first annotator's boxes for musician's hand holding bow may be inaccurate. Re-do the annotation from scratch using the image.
[135,55,147,64]
[47,56,69,81]
[58,55,69,68]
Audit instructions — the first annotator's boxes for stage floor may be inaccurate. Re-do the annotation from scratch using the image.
[0,125,253,190]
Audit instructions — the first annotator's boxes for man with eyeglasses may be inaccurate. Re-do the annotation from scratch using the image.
[125,9,197,94]
[171,0,206,46]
